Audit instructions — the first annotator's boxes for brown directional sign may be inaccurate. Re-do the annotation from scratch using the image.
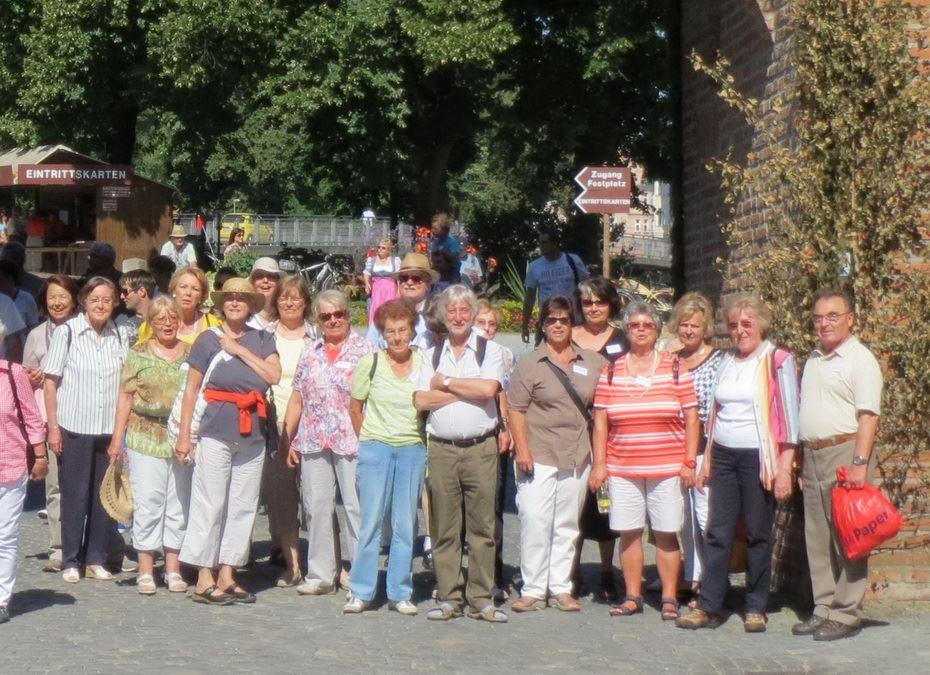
[573,166,633,214]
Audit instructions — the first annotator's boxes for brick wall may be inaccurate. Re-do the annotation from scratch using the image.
[680,0,930,601]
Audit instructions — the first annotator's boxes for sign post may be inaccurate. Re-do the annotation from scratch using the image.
[574,166,633,279]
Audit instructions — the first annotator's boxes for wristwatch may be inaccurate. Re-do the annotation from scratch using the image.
[683,458,697,469]
[852,455,869,466]
[442,376,452,389]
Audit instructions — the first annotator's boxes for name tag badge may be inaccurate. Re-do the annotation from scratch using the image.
[634,375,652,388]
[605,344,623,355]
[335,361,353,370]
[572,364,588,376]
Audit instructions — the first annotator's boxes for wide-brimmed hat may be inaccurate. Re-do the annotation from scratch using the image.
[210,277,265,312]
[169,224,188,238]
[250,256,283,277]
[395,252,439,283]
[100,462,134,526]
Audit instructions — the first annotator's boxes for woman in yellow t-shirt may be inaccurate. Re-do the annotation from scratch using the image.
[136,266,221,345]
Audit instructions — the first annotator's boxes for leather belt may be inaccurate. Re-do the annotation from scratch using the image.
[804,432,857,451]
[429,429,497,448]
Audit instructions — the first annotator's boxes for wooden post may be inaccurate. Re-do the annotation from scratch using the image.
[602,213,611,279]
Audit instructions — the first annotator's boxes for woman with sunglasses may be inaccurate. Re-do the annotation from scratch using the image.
[280,289,371,596]
[589,302,700,620]
[509,296,605,613]
[676,294,798,634]
[570,277,628,603]
[363,239,401,342]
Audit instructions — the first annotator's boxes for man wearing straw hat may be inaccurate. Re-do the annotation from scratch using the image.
[370,252,438,349]
[160,224,198,269]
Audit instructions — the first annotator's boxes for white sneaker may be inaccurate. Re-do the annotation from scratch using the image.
[62,568,80,584]
[389,600,417,616]
[85,565,114,581]
[296,579,334,596]
[343,596,371,614]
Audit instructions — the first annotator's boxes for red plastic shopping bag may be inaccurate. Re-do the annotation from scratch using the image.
[831,467,905,560]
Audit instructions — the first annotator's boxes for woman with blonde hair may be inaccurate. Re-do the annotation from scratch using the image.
[363,238,401,341]
[136,266,221,344]
[108,296,192,595]
[667,291,725,606]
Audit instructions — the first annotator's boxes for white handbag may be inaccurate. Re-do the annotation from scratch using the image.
[167,328,225,446]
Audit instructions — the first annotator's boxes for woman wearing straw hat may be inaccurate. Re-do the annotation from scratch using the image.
[160,224,198,269]
[176,277,280,605]
[108,296,193,595]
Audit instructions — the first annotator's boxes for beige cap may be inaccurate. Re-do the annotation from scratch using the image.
[121,257,148,273]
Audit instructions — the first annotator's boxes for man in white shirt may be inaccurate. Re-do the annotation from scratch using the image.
[0,259,38,330]
[159,224,198,269]
[415,284,507,623]
[521,228,588,344]
[794,287,883,642]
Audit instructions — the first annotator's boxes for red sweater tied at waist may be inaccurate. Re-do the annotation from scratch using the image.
[203,389,268,435]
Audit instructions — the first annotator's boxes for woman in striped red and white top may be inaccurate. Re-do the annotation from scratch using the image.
[589,302,700,620]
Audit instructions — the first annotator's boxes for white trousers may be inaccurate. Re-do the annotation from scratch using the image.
[682,453,709,582]
[180,436,265,569]
[127,449,192,552]
[0,472,27,607]
[515,461,590,599]
[300,451,360,584]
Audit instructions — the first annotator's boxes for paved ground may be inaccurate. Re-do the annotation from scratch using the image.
[3,475,929,675]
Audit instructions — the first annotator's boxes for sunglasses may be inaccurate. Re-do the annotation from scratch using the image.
[319,310,347,322]
[580,299,608,308]
[119,287,134,296]
[398,274,427,284]
[628,321,656,330]
[544,316,571,326]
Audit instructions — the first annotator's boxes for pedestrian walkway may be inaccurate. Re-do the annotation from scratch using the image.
[4,498,928,673]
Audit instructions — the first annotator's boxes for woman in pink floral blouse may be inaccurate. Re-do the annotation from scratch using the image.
[281,289,373,596]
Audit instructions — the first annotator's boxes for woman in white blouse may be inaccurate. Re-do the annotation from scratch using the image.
[363,239,401,341]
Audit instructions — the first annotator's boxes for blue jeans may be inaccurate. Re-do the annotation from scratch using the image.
[350,440,426,602]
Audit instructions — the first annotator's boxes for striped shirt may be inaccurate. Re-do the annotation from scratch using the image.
[594,353,697,478]
[43,313,130,435]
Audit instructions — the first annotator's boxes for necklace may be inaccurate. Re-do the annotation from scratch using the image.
[152,341,183,361]
[680,344,708,367]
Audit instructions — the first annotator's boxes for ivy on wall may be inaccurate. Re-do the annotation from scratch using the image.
[694,0,930,512]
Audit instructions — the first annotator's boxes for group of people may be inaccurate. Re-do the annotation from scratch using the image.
[0,230,883,641]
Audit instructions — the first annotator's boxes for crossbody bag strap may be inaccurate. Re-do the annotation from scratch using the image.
[5,364,30,444]
[543,358,592,426]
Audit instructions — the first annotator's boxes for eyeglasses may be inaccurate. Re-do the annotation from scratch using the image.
[86,297,114,306]
[727,320,756,331]
[813,312,851,325]
[580,299,609,308]
[152,316,179,327]
[319,310,347,322]
[544,316,571,326]
[398,274,427,284]
[628,321,656,330]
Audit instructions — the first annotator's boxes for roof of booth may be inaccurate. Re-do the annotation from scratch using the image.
[0,144,170,189]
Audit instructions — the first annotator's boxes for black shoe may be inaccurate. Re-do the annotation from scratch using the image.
[0,607,8,624]
[813,619,861,641]
[792,615,826,636]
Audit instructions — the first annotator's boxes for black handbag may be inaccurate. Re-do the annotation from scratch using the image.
[262,390,280,456]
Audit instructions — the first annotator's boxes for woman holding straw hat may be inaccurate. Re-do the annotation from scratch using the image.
[108,296,193,595]
[176,277,280,605]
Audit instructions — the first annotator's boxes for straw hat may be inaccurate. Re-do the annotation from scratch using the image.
[210,277,265,312]
[169,224,188,238]
[395,252,439,283]
[100,462,134,526]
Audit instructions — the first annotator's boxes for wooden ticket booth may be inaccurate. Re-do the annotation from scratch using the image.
[0,144,172,274]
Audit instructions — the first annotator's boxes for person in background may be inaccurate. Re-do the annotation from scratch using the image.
[116,270,157,346]
[521,229,589,345]
[213,267,239,292]
[0,211,8,245]
[43,277,129,583]
[430,248,460,295]
[108,297,191,595]
[370,252,437,349]
[0,359,49,623]
[282,289,369,596]
[149,255,176,296]
[509,296,604,613]
[345,300,426,615]
[430,212,460,257]
[78,243,122,288]
[176,278,280,605]
[459,246,483,288]
[794,287,883,641]
[415,285,507,623]
[667,292,725,608]
[0,242,44,299]
[676,294,798,633]
[0,289,25,362]
[590,302,700,621]
[474,300,515,603]
[363,239,401,342]
[160,224,198,269]
[137,266,221,345]
[0,260,38,330]
[223,228,246,258]
[248,257,284,330]
[569,277,628,603]
[22,274,80,573]
[263,275,315,588]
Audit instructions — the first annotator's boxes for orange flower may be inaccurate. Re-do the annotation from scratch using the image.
[416,242,428,253]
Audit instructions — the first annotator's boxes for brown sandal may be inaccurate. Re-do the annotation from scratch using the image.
[608,595,643,617]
